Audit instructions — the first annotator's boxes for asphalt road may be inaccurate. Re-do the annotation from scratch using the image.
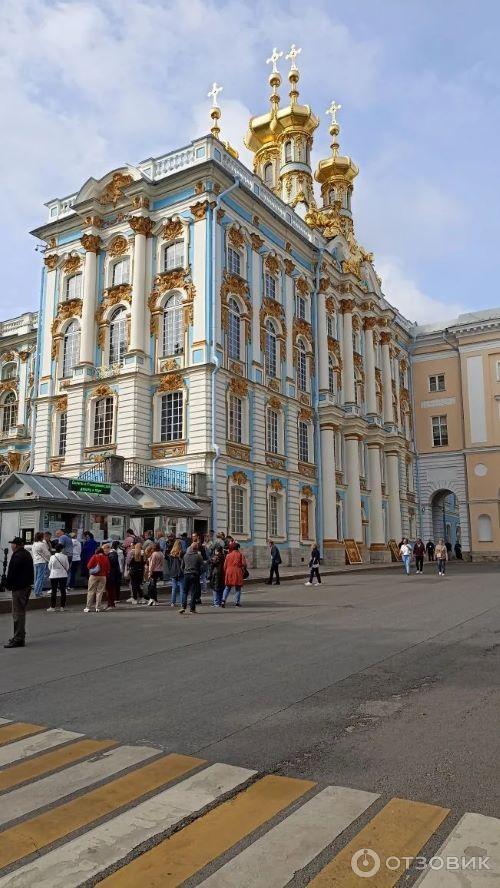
[1,561,499,833]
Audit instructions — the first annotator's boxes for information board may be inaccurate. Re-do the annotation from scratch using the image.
[344,538,362,564]
[68,479,112,495]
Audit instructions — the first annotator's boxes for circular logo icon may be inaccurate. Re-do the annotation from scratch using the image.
[351,848,381,878]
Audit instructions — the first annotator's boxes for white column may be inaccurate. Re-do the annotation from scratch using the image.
[341,300,355,404]
[41,260,58,379]
[394,354,401,429]
[191,214,207,347]
[386,449,402,541]
[129,216,151,354]
[367,443,385,545]
[17,356,29,427]
[320,424,337,542]
[79,234,100,366]
[251,247,262,367]
[345,434,362,541]
[363,320,377,415]
[380,331,394,425]
[318,292,329,391]
[284,269,295,381]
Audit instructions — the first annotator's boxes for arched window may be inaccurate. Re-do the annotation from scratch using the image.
[66,274,82,301]
[328,356,336,396]
[478,514,492,542]
[2,393,17,432]
[284,141,292,163]
[263,162,273,188]
[93,396,114,446]
[227,247,241,276]
[109,307,127,365]
[227,297,241,360]
[162,292,183,356]
[297,340,307,392]
[2,363,16,380]
[112,258,130,286]
[265,272,277,301]
[265,319,278,378]
[164,241,184,272]
[62,321,80,377]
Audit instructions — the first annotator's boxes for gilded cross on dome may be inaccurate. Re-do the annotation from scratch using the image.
[286,44,301,70]
[326,100,342,125]
[266,47,283,73]
[208,82,223,107]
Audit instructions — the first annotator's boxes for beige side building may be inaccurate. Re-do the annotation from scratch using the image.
[412,309,500,559]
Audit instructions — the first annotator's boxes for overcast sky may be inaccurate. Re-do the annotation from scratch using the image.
[1,0,499,323]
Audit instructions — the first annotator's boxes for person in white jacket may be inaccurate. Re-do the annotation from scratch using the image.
[68,533,82,590]
[399,538,412,576]
[47,544,69,612]
[32,532,52,598]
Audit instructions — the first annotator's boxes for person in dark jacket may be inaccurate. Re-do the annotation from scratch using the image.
[306,543,321,585]
[4,537,35,648]
[454,540,463,560]
[413,538,426,574]
[426,540,435,562]
[266,540,282,585]
[179,543,204,614]
[103,542,121,609]
[168,540,184,607]
[209,548,226,607]
[81,531,99,578]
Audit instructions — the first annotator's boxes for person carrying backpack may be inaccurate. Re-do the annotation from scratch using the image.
[306,543,322,585]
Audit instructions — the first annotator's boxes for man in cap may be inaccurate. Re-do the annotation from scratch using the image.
[4,537,34,648]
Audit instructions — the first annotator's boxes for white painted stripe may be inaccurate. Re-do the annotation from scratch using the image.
[0,745,158,827]
[0,719,12,726]
[0,729,82,768]
[0,763,255,887]
[415,812,500,885]
[199,785,379,888]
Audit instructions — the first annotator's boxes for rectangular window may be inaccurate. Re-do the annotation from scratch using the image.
[265,272,276,300]
[268,494,278,537]
[432,414,448,447]
[266,408,279,454]
[66,274,82,301]
[298,421,309,463]
[296,295,306,320]
[429,373,445,392]
[58,412,67,457]
[230,485,244,535]
[228,394,242,443]
[227,247,241,276]
[161,392,183,442]
[164,241,184,271]
[93,397,113,446]
[112,258,130,286]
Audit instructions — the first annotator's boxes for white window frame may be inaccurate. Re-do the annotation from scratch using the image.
[160,391,184,442]
[62,321,80,378]
[429,373,445,393]
[227,296,241,361]
[111,258,130,286]
[162,292,184,357]
[328,356,336,397]
[2,393,17,433]
[163,240,184,272]
[109,306,128,365]
[298,421,309,463]
[297,341,307,392]
[228,393,243,444]
[265,272,277,301]
[58,411,67,457]
[65,273,82,301]
[296,293,307,320]
[227,246,241,277]
[1,363,17,381]
[266,407,279,454]
[263,162,273,188]
[93,396,114,447]
[265,319,278,379]
[432,414,448,447]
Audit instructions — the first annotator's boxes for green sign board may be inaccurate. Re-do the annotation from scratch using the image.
[68,479,112,495]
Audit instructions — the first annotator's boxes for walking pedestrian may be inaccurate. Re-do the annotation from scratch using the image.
[84,546,110,613]
[47,543,69,611]
[126,543,147,604]
[454,540,463,560]
[81,531,98,579]
[266,540,282,585]
[68,533,81,589]
[103,543,120,609]
[3,537,34,648]
[413,538,425,574]
[31,531,52,599]
[222,541,247,607]
[435,538,448,576]
[426,539,435,562]
[179,541,204,614]
[169,540,184,607]
[400,538,412,575]
[209,547,225,607]
[306,542,322,585]
[146,543,164,606]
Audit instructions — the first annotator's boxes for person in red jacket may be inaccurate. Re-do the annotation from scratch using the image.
[413,538,426,574]
[222,541,247,607]
[84,546,110,613]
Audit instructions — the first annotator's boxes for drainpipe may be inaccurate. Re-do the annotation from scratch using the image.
[409,326,423,536]
[30,273,46,473]
[312,246,325,556]
[209,177,240,530]
[442,329,472,557]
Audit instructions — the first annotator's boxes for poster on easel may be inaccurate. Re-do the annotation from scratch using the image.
[344,538,362,564]
[388,539,400,562]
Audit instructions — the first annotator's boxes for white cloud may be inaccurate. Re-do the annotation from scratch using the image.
[376,255,464,325]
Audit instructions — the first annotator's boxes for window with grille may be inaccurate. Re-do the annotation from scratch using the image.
[164,241,184,271]
[58,412,67,456]
[297,341,307,391]
[268,494,279,537]
[265,272,276,300]
[66,274,82,301]
[429,374,445,392]
[2,393,17,432]
[112,258,130,286]
[228,394,242,443]
[227,247,241,276]
[432,415,448,447]
[162,292,183,356]
[161,391,183,442]
[62,321,80,377]
[284,141,292,162]
[230,485,245,535]
[296,294,306,320]
[328,357,336,396]
[298,421,309,462]
[265,320,278,378]
[93,396,113,446]
[109,307,127,365]
[227,297,241,360]
[266,408,279,453]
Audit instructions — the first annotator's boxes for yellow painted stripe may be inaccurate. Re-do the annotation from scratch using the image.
[0,738,116,792]
[0,753,204,870]
[309,797,449,887]
[99,774,315,888]
[0,722,45,747]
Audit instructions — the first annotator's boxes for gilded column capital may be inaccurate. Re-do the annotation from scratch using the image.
[340,298,354,314]
[80,234,101,253]
[44,254,59,270]
[363,317,378,331]
[380,331,392,345]
[129,216,153,237]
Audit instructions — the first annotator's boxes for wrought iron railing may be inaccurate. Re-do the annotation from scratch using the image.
[79,458,195,494]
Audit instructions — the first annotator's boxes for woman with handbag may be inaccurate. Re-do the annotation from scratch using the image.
[47,543,69,612]
[84,547,110,613]
[146,543,165,607]
[222,541,247,608]
[127,543,146,605]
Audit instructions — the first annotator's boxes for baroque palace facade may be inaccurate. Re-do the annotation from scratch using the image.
[4,50,497,563]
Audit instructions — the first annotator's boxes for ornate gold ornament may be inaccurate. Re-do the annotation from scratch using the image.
[158,372,184,392]
[216,208,225,224]
[363,316,377,330]
[81,234,101,253]
[380,331,392,345]
[361,300,374,312]
[298,462,316,479]
[265,254,280,276]
[227,443,251,462]
[266,454,286,470]
[325,297,336,314]
[228,227,245,249]
[319,276,331,294]
[269,478,283,492]
[108,235,128,257]
[298,407,313,422]
[229,361,244,376]
[1,351,14,363]
[97,325,106,349]
[46,237,57,249]
[129,216,153,238]
[400,357,408,372]
[132,195,150,210]
[231,470,248,485]
[98,172,133,206]
[250,233,264,251]
[162,219,183,242]
[95,284,132,324]
[0,380,17,394]
[92,384,113,399]
[190,200,212,221]
[54,395,68,412]
[228,377,248,397]
[351,315,361,332]
[151,442,187,458]
[83,215,103,229]
[301,485,313,498]
[194,181,204,195]
[267,396,282,410]
[340,298,354,314]
[296,277,309,296]
[6,451,21,471]
[284,258,295,275]
[160,358,179,372]
[268,379,281,392]
[49,457,64,471]
[44,254,59,270]
[253,215,260,227]
[63,254,82,275]
[18,351,29,363]
[293,318,313,344]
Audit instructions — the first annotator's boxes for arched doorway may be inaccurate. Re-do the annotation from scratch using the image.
[430,489,461,546]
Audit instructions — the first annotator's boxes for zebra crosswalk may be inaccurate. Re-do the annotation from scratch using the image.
[0,717,498,886]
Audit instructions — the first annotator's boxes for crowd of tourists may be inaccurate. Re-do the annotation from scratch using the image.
[398,536,462,576]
